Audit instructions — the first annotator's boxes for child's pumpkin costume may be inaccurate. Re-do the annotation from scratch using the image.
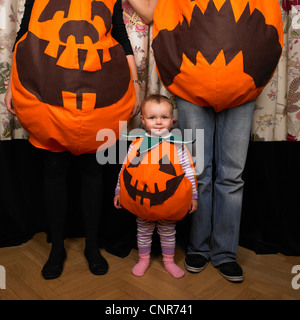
[152,0,283,112]
[119,132,196,221]
[11,0,135,155]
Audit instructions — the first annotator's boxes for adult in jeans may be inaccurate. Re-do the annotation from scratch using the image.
[176,98,254,282]
[128,0,283,282]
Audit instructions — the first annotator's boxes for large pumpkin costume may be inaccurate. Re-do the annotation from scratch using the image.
[11,0,135,154]
[152,0,283,112]
[119,133,196,221]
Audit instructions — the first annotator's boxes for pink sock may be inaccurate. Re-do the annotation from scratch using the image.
[163,254,185,279]
[132,253,150,277]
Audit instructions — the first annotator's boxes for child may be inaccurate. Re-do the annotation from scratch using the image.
[114,94,198,278]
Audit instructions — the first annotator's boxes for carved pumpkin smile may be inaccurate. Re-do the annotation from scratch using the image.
[123,155,185,207]
[16,32,130,109]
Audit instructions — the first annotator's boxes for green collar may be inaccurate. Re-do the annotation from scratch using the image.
[123,131,195,154]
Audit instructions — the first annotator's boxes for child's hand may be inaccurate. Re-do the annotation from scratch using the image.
[189,199,198,213]
[114,194,122,209]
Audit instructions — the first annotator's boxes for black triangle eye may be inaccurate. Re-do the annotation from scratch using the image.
[39,0,70,22]
[158,155,176,176]
[128,153,141,168]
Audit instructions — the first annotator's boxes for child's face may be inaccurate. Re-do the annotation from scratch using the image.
[140,100,174,137]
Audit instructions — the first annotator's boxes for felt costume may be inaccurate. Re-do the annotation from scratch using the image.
[152,0,283,112]
[118,132,197,221]
[11,0,136,155]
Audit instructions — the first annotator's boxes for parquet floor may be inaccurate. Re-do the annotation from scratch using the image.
[0,232,299,300]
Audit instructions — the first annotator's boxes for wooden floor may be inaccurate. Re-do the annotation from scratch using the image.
[0,232,299,300]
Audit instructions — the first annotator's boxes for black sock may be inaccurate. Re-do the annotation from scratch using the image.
[45,245,66,267]
[84,245,103,263]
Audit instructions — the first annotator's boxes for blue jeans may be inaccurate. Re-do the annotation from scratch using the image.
[176,97,255,266]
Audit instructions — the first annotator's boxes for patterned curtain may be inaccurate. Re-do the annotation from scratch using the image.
[252,0,300,141]
[1,0,300,141]
[0,0,27,140]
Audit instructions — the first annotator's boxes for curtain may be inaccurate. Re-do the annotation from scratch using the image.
[0,0,27,140]
[252,0,300,141]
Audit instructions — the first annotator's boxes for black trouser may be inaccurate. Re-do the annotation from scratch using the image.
[42,150,103,248]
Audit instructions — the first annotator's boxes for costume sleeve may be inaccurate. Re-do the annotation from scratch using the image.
[115,142,134,195]
[111,0,133,56]
[12,0,34,51]
[177,146,198,200]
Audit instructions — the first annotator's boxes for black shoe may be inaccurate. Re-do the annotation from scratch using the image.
[84,248,109,275]
[184,254,208,273]
[217,261,244,283]
[41,247,66,280]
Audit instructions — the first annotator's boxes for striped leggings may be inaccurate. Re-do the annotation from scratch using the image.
[136,217,176,255]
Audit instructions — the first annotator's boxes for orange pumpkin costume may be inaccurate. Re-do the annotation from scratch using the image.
[11,0,136,155]
[119,133,196,221]
[152,0,283,112]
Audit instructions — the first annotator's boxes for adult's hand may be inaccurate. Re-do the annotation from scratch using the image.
[131,81,141,118]
[4,75,16,115]
[128,0,158,24]
[126,54,141,117]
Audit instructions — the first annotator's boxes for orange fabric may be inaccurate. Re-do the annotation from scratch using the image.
[152,0,283,112]
[119,138,193,221]
[11,0,135,154]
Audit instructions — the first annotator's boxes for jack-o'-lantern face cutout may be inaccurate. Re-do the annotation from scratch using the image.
[123,154,185,207]
[16,0,130,109]
[12,0,135,155]
[152,0,283,111]
[119,140,193,221]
